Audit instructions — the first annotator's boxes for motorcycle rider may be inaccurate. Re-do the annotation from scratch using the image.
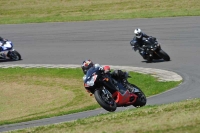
[0,36,12,52]
[81,59,132,93]
[130,28,152,60]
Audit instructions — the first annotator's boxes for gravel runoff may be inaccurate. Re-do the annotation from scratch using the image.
[0,64,182,82]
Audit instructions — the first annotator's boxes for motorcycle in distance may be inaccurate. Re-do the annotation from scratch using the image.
[130,37,170,62]
[84,65,147,112]
[0,41,22,61]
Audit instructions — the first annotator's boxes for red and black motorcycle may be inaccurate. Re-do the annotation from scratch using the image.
[84,66,146,112]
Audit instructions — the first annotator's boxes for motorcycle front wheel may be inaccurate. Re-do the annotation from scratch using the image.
[157,49,170,61]
[8,50,21,61]
[94,89,117,112]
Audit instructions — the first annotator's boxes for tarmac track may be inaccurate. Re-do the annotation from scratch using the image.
[0,16,200,132]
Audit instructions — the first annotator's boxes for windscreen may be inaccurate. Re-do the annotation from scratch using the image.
[84,67,100,82]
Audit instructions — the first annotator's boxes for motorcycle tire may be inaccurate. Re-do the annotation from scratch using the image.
[130,84,147,107]
[146,56,153,63]
[8,50,21,61]
[157,49,170,61]
[94,89,117,112]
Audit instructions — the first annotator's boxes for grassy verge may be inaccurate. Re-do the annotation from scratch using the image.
[0,67,181,125]
[0,0,200,24]
[11,98,200,133]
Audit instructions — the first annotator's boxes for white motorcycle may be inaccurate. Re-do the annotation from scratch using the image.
[0,41,21,61]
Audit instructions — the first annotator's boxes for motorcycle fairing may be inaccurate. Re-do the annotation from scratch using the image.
[112,91,138,106]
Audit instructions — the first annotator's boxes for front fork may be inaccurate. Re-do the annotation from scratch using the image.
[102,87,112,99]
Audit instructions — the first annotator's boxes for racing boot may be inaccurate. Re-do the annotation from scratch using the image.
[120,73,134,93]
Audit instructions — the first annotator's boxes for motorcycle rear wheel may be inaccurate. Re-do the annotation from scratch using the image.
[94,89,117,112]
[130,84,147,107]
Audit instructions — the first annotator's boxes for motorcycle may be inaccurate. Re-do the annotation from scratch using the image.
[84,66,146,112]
[130,37,170,62]
[0,41,22,61]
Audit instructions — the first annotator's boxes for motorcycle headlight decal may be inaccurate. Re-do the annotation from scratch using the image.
[85,75,97,87]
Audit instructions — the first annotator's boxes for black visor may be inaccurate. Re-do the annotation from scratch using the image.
[136,32,142,36]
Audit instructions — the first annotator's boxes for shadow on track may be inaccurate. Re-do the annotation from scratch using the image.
[0,59,23,63]
[141,59,171,63]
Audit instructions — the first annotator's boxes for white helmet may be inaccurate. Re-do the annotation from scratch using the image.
[134,28,142,38]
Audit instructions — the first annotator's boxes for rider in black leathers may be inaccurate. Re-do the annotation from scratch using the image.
[130,28,152,60]
[81,60,131,93]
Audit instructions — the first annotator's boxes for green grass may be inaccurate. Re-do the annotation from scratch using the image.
[0,0,200,24]
[0,67,181,125]
[11,98,200,133]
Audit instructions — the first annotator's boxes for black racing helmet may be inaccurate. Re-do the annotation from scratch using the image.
[81,59,94,74]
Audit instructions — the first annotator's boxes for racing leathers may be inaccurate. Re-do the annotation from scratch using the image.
[130,33,150,59]
[82,64,131,93]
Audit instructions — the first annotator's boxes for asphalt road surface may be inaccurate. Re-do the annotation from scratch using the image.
[0,16,200,132]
